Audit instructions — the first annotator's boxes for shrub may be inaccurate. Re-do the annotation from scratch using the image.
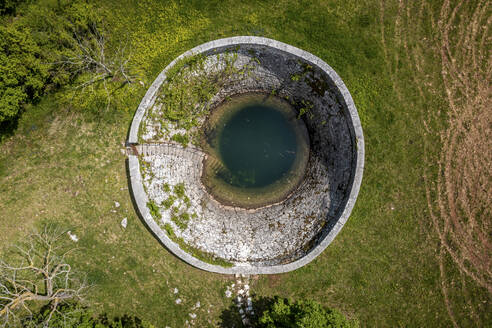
[0,24,48,124]
[23,302,156,328]
[0,0,105,127]
[173,183,186,198]
[171,214,187,230]
[162,195,175,209]
[259,297,359,328]
[146,200,160,219]
[164,223,174,237]
[183,195,191,207]
[18,0,103,87]
[170,133,189,146]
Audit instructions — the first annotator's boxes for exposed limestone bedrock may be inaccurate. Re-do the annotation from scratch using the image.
[127,36,364,274]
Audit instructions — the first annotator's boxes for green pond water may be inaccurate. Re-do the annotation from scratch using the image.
[218,102,297,188]
[202,93,310,208]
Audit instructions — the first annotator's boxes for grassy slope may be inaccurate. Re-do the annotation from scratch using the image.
[0,0,489,327]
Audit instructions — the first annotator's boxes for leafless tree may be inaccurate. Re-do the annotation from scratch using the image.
[0,226,89,327]
[55,23,135,110]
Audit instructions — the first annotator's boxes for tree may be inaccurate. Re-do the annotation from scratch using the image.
[0,226,88,327]
[259,297,358,328]
[0,24,48,125]
[0,0,103,128]
[0,0,134,132]
[24,302,156,328]
[54,22,135,110]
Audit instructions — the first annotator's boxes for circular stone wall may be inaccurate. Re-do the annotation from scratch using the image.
[127,36,364,274]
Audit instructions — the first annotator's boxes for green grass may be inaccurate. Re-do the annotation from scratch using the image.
[170,213,187,231]
[146,200,160,219]
[170,133,189,146]
[173,183,186,199]
[0,0,490,327]
[162,195,175,210]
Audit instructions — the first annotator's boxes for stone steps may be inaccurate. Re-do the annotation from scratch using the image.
[207,156,226,174]
[130,142,205,161]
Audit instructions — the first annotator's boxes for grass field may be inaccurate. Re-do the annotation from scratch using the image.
[0,0,490,327]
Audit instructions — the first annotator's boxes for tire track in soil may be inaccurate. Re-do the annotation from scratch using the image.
[436,0,491,292]
[379,0,491,325]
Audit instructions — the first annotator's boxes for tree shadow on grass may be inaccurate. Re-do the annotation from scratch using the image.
[0,117,18,143]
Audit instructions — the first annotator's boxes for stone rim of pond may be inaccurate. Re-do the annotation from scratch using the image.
[127,36,364,274]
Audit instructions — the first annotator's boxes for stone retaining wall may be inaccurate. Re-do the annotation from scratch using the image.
[127,37,364,274]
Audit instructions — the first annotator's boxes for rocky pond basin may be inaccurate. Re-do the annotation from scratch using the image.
[127,36,364,274]
[201,92,310,208]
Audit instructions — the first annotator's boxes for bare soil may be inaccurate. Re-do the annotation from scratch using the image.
[380,0,491,325]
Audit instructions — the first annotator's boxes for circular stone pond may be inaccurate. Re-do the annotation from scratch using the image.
[201,92,310,208]
[127,36,364,274]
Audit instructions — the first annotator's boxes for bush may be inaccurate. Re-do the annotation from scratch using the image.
[23,302,156,328]
[146,200,161,218]
[259,297,358,328]
[17,0,103,87]
[0,24,48,124]
[0,0,109,127]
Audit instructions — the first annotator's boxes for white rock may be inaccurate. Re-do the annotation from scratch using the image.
[189,313,197,319]
[238,289,244,295]
[67,231,78,242]
[225,290,232,298]
[175,298,182,304]
[121,217,128,228]
[114,201,120,208]
[173,288,179,294]
[194,301,200,308]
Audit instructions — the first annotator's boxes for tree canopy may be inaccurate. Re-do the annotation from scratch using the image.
[259,297,359,328]
[0,24,47,124]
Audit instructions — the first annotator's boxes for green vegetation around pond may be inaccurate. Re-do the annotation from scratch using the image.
[0,0,489,327]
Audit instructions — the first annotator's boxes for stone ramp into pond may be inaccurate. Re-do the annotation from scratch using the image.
[137,142,335,266]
